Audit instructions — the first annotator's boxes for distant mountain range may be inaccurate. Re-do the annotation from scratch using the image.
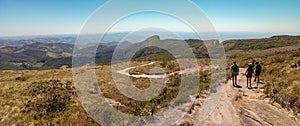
[1,32,299,47]
[0,37,76,48]
[0,35,299,70]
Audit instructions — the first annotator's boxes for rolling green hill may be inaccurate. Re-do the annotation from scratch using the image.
[223,35,300,51]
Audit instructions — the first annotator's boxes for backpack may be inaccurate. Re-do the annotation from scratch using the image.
[256,64,262,72]
[232,64,239,72]
[250,63,254,68]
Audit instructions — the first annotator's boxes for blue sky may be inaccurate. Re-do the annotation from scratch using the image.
[0,0,299,36]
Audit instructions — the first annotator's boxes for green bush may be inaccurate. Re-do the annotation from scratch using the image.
[15,76,27,81]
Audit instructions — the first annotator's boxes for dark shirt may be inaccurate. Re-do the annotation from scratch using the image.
[256,64,262,72]
[246,68,253,77]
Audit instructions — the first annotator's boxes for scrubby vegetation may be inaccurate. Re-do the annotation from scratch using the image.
[97,59,211,118]
[224,35,300,51]
[263,58,300,115]
[22,80,98,125]
[15,76,27,81]
[1,35,300,125]
[0,68,99,125]
[99,62,182,116]
[23,80,74,119]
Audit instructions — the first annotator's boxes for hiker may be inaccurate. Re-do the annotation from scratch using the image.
[254,62,262,83]
[245,64,254,89]
[231,61,239,87]
[250,60,255,69]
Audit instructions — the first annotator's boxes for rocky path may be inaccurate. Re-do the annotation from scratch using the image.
[234,68,299,126]
[180,68,299,126]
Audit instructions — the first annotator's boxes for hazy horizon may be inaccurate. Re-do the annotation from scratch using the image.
[0,31,299,43]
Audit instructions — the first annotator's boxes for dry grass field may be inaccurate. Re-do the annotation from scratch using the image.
[0,69,98,125]
[0,58,211,125]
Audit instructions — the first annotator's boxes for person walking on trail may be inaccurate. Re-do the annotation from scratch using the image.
[254,62,262,83]
[245,64,254,89]
[250,60,255,69]
[231,61,239,87]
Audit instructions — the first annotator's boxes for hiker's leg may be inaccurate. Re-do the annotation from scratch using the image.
[248,78,252,88]
[258,76,260,82]
[235,75,238,85]
[246,78,248,87]
[232,75,235,86]
[248,78,250,88]
[249,77,252,88]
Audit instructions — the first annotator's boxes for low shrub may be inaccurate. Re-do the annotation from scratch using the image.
[23,80,75,120]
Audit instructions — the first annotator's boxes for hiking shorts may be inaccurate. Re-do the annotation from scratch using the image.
[232,73,238,77]
[246,74,252,78]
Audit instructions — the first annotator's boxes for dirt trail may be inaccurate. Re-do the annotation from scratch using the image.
[178,68,299,126]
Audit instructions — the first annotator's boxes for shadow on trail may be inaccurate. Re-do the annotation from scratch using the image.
[233,85,243,88]
[256,82,264,84]
[248,86,258,90]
